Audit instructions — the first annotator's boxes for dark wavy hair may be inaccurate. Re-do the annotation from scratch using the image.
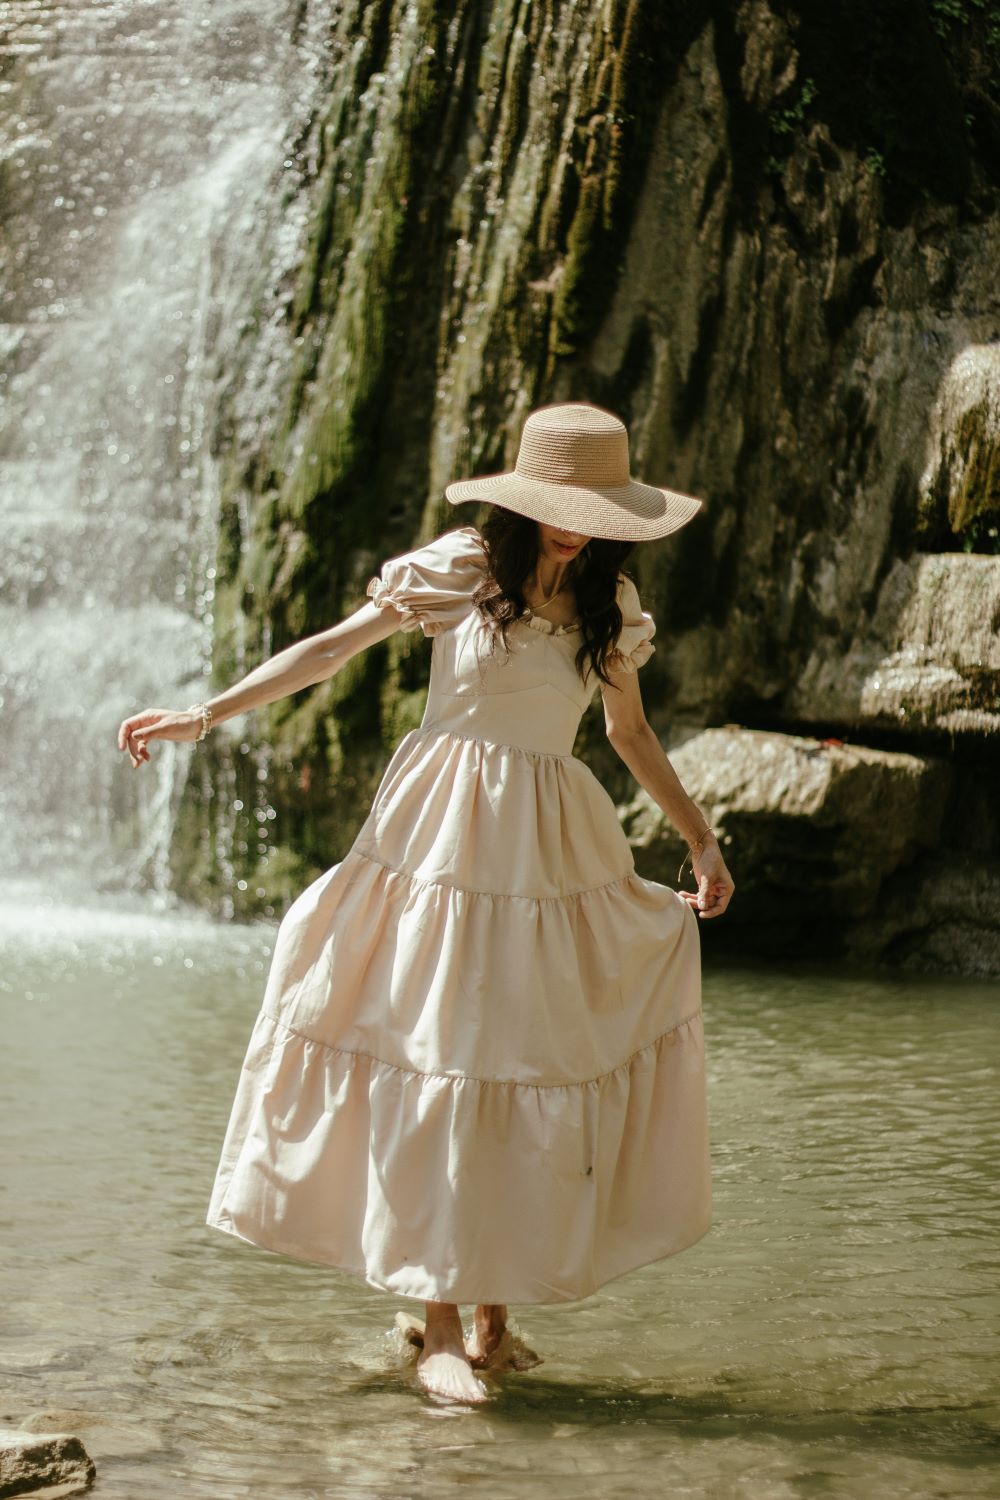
[471,506,636,687]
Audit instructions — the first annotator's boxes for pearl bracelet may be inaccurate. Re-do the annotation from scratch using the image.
[186,702,214,742]
[676,825,717,884]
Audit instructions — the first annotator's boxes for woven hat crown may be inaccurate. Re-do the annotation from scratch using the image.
[515,405,630,488]
[444,400,703,541]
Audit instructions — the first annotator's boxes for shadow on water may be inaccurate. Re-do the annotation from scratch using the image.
[340,1365,1000,1466]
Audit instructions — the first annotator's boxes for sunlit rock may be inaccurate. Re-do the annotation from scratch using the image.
[622,727,953,960]
[0,1426,95,1498]
[790,554,1000,734]
[918,343,1000,545]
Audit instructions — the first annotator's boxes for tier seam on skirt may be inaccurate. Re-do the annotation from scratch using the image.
[409,724,576,760]
[348,847,638,903]
[258,1007,703,1091]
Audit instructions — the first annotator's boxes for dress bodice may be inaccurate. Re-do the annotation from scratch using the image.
[423,609,594,755]
[366,526,656,757]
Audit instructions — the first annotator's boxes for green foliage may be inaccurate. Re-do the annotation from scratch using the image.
[772,75,818,138]
[961,521,1000,552]
[930,0,1000,36]
[864,146,888,178]
[928,0,1000,90]
[766,0,983,213]
[766,75,818,177]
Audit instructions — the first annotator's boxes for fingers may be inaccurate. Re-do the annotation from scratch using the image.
[125,735,148,769]
[118,714,155,768]
[118,708,180,766]
[697,881,735,918]
[680,873,735,919]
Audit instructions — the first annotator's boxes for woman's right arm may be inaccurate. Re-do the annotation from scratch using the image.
[117,598,406,769]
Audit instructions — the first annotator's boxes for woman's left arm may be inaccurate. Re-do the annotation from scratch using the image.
[601,668,735,919]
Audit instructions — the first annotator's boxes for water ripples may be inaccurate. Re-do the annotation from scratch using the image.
[1,921,997,1498]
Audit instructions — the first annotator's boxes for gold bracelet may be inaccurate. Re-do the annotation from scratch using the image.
[676,825,717,884]
[185,702,213,742]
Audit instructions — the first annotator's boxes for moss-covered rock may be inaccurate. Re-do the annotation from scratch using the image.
[171,0,1000,976]
[918,343,1000,548]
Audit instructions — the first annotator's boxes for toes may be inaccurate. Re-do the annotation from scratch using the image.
[418,1347,489,1403]
[416,1362,488,1404]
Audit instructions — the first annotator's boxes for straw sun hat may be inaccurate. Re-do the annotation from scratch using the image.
[445,402,703,542]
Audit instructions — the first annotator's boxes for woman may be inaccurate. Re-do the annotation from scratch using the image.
[118,401,735,1406]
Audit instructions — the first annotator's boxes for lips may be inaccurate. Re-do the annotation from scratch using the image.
[554,540,579,555]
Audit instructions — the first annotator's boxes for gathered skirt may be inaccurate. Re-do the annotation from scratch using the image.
[205,727,713,1304]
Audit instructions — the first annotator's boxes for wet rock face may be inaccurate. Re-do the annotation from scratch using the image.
[591,10,1000,736]
[790,554,1000,736]
[919,344,1000,546]
[183,0,1000,969]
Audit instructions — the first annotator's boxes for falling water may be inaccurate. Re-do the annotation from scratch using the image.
[0,0,324,911]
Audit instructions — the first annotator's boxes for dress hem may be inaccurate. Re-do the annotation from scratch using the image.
[203,1208,713,1307]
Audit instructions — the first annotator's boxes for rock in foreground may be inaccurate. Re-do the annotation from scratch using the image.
[0,1428,95,1498]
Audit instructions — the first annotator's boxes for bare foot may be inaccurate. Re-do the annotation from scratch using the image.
[465,1303,508,1368]
[496,1330,544,1371]
[416,1302,489,1404]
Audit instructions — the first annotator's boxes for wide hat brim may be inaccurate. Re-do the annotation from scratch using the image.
[445,471,702,542]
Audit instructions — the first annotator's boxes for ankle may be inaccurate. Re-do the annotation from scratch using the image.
[422,1301,464,1348]
[475,1302,507,1329]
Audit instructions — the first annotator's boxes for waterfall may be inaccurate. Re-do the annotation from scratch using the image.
[6,1,995,969]
[0,0,324,911]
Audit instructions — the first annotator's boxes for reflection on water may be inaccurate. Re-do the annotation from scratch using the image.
[1,900,997,1498]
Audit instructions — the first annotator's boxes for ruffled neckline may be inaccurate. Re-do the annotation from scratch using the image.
[521,609,582,637]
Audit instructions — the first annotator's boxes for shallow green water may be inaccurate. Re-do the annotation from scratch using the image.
[1,892,997,1499]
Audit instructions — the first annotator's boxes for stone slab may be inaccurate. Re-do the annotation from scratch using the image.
[0,1428,95,1499]
[622,726,955,958]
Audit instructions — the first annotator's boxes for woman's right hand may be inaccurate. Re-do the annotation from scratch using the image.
[117,708,203,769]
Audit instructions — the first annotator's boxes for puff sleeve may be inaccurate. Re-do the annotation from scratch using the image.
[365,525,487,636]
[606,574,657,673]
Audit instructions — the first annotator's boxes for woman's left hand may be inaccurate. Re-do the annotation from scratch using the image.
[679,839,735,919]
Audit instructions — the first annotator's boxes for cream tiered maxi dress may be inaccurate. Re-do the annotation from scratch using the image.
[206,525,712,1304]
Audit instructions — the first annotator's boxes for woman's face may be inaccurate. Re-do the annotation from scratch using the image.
[536,522,590,564]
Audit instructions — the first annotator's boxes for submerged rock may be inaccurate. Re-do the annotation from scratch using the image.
[0,1427,95,1498]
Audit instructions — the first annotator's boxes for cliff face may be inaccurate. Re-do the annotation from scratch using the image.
[175,0,1000,972]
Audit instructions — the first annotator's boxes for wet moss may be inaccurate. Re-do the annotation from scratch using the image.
[918,398,1000,552]
[949,399,1000,535]
[550,2,704,358]
[170,0,1000,923]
